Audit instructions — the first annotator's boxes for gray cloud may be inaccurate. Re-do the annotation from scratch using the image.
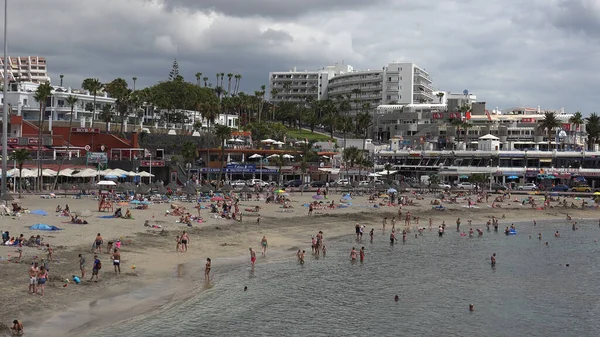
[162,0,389,18]
[3,0,599,114]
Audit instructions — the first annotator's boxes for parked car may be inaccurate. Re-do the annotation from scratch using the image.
[283,179,303,188]
[490,183,508,191]
[334,179,351,186]
[517,183,538,191]
[230,180,247,187]
[436,183,452,189]
[359,180,380,186]
[572,185,592,192]
[456,182,475,190]
[246,179,268,187]
[551,184,569,192]
[310,181,326,188]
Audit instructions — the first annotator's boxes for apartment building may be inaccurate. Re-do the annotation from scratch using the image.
[0,56,50,83]
[268,67,330,104]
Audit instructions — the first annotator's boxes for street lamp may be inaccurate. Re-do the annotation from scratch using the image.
[1,0,8,194]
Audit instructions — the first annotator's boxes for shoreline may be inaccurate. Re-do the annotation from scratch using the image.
[0,192,597,336]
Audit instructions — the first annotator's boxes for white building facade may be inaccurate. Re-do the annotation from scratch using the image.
[269,62,434,115]
[0,56,50,83]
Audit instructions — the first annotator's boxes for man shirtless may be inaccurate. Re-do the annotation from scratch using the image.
[28,262,38,294]
[95,233,103,253]
[11,320,24,335]
[111,248,121,274]
[249,248,256,266]
[180,231,190,252]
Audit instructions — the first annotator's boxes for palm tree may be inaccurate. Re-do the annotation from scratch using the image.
[569,111,584,148]
[10,149,30,198]
[227,73,233,96]
[99,105,113,131]
[234,74,242,95]
[339,115,354,149]
[81,78,103,125]
[59,74,64,87]
[356,111,372,152]
[34,81,53,191]
[195,72,202,86]
[214,124,232,183]
[132,76,137,91]
[342,146,360,181]
[202,77,209,87]
[181,141,198,176]
[450,118,463,147]
[384,163,393,178]
[539,111,562,151]
[219,73,225,87]
[436,92,444,103]
[586,113,600,151]
[53,95,78,189]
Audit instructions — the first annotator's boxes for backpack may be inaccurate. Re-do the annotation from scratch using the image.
[96,260,102,270]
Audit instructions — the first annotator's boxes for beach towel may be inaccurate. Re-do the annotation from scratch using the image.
[97,215,115,219]
[29,224,61,231]
[30,210,48,216]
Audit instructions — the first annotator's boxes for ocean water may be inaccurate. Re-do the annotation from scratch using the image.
[88,220,600,337]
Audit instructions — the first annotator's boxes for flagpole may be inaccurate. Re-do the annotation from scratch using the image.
[1,0,8,194]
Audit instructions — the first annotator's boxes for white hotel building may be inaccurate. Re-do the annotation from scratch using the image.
[269,62,434,115]
[0,56,50,83]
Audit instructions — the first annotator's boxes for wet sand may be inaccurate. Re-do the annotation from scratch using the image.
[0,190,595,336]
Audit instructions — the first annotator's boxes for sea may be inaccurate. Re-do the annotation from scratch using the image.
[44,219,600,336]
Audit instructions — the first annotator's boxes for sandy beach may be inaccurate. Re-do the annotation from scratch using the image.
[0,188,596,336]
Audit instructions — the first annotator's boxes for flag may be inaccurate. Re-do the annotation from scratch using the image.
[485,110,491,121]
[466,111,471,120]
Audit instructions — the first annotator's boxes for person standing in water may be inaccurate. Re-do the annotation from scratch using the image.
[382,217,387,232]
[391,217,396,232]
[299,250,305,265]
[390,230,397,244]
[456,218,461,232]
[369,228,374,243]
[205,258,211,280]
[350,247,357,262]
[261,236,268,256]
[491,253,496,266]
[359,247,365,263]
[249,248,256,266]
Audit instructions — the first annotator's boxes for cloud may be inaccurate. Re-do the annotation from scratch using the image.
[4,0,599,113]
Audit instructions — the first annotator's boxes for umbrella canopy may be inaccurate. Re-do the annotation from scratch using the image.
[221,184,233,191]
[0,193,15,201]
[73,168,99,177]
[136,186,150,194]
[42,169,58,177]
[116,185,128,193]
[156,185,168,194]
[58,168,75,177]
[138,171,154,177]
[60,182,72,191]
[200,185,213,193]
[282,154,294,159]
[459,175,469,179]
[272,141,285,145]
[121,182,135,190]
[97,180,117,186]
[240,186,254,193]
[166,182,179,190]
[546,175,556,179]
[248,154,263,159]
[387,188,398,193]
[261,139,276,143]
[182,185,197,194]
[267,154,280,159]
[368,173,382,177]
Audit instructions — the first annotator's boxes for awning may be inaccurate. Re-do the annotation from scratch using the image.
[318,168,340,174]
[539,158,552,163]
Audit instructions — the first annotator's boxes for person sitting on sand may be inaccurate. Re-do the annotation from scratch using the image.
[113,208,122,218]
[123,209,132,219]
[55,205,62,213]
[11,319,23,335]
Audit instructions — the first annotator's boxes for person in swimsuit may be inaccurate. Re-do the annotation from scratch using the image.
[90,255,100,282]
[11,320,23,335]
[180,231,189,252]
[261,236,268,256]
[382,217,387,232]
[491,253,496,266]
[359,247,365,263]
[111,248,121,274]
[369,228,374,242]
[350,247,357,261]
[390,231,397,244]
[249,248,256,266]
[28,262,38,294]
[355,223,361,240]
[37,266,48,296]
[315,231,323,256]
[78,254,86,279]
[95,233,103,253]
[205,258,211,280]
[299,250,305,265]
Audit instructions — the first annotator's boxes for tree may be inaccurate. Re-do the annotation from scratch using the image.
[297,141,318,188]
[214,125,232,183]
[203,77,209,87]
[384,163,393,178]
[227,73,233,96]
[539,111,562,151]
[355,111,372,152]
[342,146,360,180]
[586,113,600,151]
[53,95,79,190]
[181,141,198,165]
[104,78,131,131]
[99,104,114,131]
[34,81,53,191]
[168,59,180,81]
[10,149,30,198]
[81,78,103,124]
[195,72,202,86]
[234,74,242,95]
[450,118,463,146]
[338,115,354,149]
[436,92,444,103]
[569,111,584,148]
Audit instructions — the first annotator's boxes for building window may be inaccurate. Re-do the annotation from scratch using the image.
[388,77,392,82]
[386,95,391,100]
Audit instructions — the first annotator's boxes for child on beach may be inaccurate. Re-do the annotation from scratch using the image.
[176,236,181,252]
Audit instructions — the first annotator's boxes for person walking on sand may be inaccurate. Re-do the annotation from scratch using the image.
[111,248,121,274]
[89,255,101,282]
[261,236,268,256]
[78,254,86,279]
[95,233,103,253]
[249,248,256,266]
[180,231,190,252]
[37,266,48,296]
[28,262,38,294]
[205,258,211,280]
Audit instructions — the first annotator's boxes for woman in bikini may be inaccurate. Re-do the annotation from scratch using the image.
[37,266,48,296]
[261,236,268,256]
[205,258,211,280]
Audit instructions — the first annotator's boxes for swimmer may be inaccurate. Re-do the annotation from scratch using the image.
[572,222,578,231]
[205,258,211,280]
[350,247,357,261]
[533,220,536,226]
[538,233,542,240]
[491,253,496,266]
[359,246,365,263]
[469,228,474,238]
[382,217,387,232]
[369,228,374,242]
[469,304,474,312]
[394,295,399,302]
[555,231,560,238]
[300,250,305,265]
[390,230,397,244]
[244,286,248,291]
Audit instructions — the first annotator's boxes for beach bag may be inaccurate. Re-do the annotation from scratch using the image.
[97,261,102,270]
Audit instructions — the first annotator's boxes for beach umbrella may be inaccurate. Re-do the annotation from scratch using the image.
[267,154,280,159]
[0,193,14,202]
[183,185,197,195]
[166,182,179,190]
[211,196,224,201]
[221,184,233,192]
[387,188,398,193]
[546,175,556,179]
[122,182,135,190]
[459,175,469,179]
[60,182,72,196]
[248,154,263,159]
[97,180,117,186]
[116,185,127,193]
[136,186,150,195]
[282,154,294,159]
[240,186,253,193]
[200,185,213,193]
[129,200,141,204]
[156,185,168,195]
[261,139,276,144]
[380,183,391,190]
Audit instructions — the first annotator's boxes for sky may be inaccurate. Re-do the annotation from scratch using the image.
[4,0,599,113]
